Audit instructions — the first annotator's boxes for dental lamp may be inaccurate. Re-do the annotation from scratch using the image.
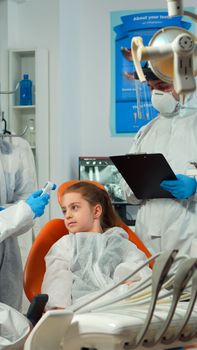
[131,0,197,98]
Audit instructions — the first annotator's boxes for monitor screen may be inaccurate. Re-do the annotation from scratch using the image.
[79,156,126,204]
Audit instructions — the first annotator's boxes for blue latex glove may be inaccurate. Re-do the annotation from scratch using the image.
[0,207,5,211]
[160,174,197,199]
[26,190,50,218]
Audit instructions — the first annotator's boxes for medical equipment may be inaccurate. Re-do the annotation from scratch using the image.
[22,182,197,349]
[23,250,197,350]
[41,181,57,195]
[25,183,55,218]
[131,0,197,99]
[25,190,50,218]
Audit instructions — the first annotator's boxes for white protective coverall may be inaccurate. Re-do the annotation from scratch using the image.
[122,92,197,257]
[0,136,37,310]
[42,227,151,310]
[0,302,30,350]
[0,201,34,243]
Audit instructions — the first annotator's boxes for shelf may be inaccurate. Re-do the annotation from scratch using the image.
[12,105,36,109]
[8,48,49,226]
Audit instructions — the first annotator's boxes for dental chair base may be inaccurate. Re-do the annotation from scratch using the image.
[24,302,197,350]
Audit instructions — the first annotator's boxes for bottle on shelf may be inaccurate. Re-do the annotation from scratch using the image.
[19,74,33,105]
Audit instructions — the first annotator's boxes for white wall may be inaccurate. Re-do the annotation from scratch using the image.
[1,0,197,218]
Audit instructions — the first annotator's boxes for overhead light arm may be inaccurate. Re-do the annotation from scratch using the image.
[131,0,197,98]
[167,0,197,22]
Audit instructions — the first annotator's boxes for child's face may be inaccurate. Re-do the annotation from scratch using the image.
[61,192,102,233]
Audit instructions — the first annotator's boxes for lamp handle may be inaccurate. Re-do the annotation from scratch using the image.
[131,37,146,82]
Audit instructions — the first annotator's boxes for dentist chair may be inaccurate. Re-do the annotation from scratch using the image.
[23,180,154,350]
[24,180,153,303]
[23,181,197,350]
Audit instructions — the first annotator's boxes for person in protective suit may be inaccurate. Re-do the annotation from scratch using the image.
[0,188,50,310]
[122,63,197,258]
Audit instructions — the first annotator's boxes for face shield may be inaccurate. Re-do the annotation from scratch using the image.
[133,64,196,118]
[133,80,151,121]
[131,64,159,123]
[132,63,164,121]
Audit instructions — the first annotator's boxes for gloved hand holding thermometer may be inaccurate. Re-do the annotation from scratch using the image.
[41,181,57,195]
[26,181,57,218]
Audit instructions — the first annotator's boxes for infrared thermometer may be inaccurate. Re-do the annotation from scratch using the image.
[41,181,57,195]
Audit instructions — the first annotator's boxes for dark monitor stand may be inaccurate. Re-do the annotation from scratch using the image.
[113,203,136,226]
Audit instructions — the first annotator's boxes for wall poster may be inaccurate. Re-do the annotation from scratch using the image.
[110,9,192,135]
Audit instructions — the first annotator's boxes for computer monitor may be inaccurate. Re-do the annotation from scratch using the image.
[78,156,137,226]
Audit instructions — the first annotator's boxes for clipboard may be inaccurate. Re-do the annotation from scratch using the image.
[110,153,177,199]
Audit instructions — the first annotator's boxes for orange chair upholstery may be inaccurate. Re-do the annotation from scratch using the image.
[24,180,153,302]
[23,219,68,302]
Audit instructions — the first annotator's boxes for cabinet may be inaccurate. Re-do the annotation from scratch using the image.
[8,48,50,224]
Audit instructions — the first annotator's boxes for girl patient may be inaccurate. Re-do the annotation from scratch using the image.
[41,181,151,309]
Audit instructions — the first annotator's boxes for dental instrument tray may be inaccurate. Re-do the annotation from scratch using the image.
[110,153,177,199]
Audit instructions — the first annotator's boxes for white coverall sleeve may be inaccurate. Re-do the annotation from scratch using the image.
[0,302,30,347]
[0,201,34,243]
[14,138,37,201]
[41,236,73,310]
